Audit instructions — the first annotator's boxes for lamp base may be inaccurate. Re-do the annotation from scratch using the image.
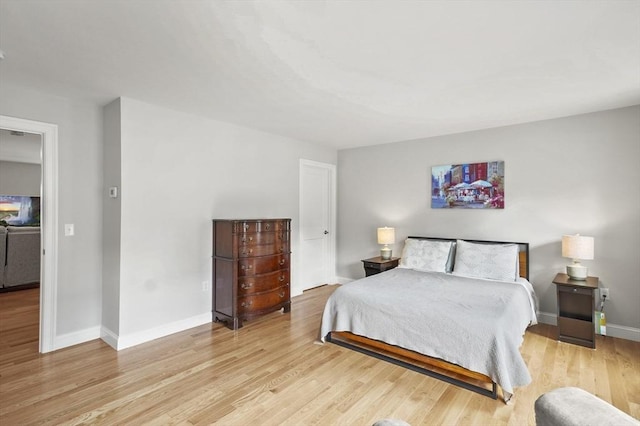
[380,246,392,260]
[567,263,588,280]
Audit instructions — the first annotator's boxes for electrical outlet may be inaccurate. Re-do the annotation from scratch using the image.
[600,287,610,300]
[202,280,210,291]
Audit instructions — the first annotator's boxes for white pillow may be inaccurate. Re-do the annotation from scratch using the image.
[453,240,519,281]
[398,239,453,273]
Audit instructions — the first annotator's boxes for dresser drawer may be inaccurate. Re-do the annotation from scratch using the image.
[558,316,593,342]
[240,231,289,246]
[558,286,593,297]
[239,243,290,258]
[363,261,397,271]
[237,220,290,233]
[238,254,290,276]
[238,286,290,315]
[238,270,289,295]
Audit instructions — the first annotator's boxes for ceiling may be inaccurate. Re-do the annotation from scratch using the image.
[1,1,639,149]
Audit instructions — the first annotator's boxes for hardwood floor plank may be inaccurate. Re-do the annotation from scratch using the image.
[1,285,638,425]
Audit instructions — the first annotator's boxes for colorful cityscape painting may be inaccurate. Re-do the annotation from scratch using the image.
[431,161,505,209]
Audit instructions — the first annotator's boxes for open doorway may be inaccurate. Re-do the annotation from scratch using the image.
[0,115,58,353]
[0,129,42,357]
[0,129,42,285]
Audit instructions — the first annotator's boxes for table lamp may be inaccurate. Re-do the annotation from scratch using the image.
[377,227,395,260]
[561,234,594,280]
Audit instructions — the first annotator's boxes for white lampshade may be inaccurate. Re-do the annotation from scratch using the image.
[377,227,396,245]
[562,235,594,260]
[377,227,395,260]
[562,234,594,280]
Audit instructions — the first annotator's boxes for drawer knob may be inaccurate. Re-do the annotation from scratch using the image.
[265,223,271,231]
[279,292,285,298]
[279,275,284,282]
[242,249,253,255]
[242,265,252,270]
[241,301,253,307]
[241,282,252,289]
[279,259,286,266]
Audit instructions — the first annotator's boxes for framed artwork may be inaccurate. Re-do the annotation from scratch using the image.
[0,195,41,225]
[431,161,504,209]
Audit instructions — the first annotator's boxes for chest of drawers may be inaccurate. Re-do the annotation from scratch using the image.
[212,219,291,330]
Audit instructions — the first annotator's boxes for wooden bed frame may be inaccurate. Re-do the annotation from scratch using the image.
[326,237,530,401]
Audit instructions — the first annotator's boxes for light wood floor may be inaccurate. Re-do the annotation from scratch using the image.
[1,286,638,425]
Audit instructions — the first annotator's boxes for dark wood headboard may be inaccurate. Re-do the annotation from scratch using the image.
[406,236,530,280]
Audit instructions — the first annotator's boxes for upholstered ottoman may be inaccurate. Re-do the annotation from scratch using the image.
[535,387,639,426]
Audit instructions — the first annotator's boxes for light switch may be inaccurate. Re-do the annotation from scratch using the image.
[64,224,74,236]
[109,186,118,198]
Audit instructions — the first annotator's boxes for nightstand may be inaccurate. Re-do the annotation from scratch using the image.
[553,273,598,349]
[362,256,400,277]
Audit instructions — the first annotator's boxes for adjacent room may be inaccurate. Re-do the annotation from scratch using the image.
[0,1,638,425]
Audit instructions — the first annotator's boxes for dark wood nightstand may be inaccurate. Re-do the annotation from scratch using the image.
[553,273,598,349]
[362,256,400,277]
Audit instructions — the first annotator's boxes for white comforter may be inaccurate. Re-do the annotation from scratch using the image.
[319,268,538,395]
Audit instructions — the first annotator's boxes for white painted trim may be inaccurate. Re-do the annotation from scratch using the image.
[298,159,337,294]
[0,115,58,353]
[335,276,353,285]
[112,313,211,351]
[605,323,640,342]
[537,311,557,326]
[54,326,101,351]
[537,311,640,342]
[100,326,119,350]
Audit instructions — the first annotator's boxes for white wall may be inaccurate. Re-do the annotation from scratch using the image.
[106,97,336,347]
[0,161,41,195]
[337,106,640,338]
[0,83,103,338]
[0,130,42,164]
[3,80,635,348]
[102,99,122,338]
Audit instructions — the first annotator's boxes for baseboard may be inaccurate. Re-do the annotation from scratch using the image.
[335,276,353,285]
[603,323,640,342]
[537,311,640,342]
[100,326,119,350]
[108,313,212,351]
[537,311,557,326]
[53,326,101,351]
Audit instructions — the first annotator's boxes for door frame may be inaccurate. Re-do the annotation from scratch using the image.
[298,159,336,295]
[0,115,58,353]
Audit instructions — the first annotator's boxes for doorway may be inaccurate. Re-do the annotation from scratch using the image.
[298,159,336,296]
[0,115,58,353]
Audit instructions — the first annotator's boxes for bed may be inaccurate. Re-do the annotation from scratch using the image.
[319,237,538,402]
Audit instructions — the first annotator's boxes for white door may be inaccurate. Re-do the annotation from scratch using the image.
[298,159,335,295]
